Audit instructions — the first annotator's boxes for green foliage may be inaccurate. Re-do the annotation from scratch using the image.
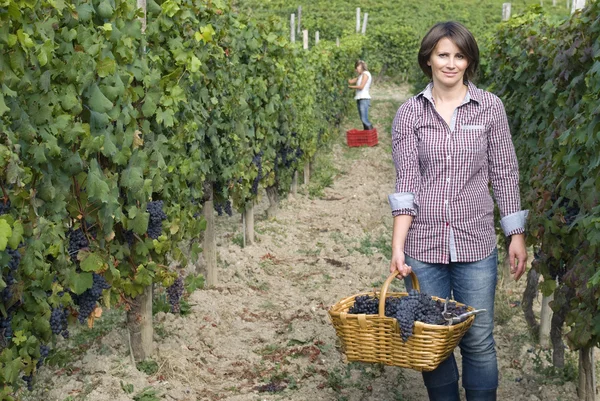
[235,0,569,85]
[483,3,600,350]
[0,0,357,396]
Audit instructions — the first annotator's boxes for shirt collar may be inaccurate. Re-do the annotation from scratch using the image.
[418,81,481,105]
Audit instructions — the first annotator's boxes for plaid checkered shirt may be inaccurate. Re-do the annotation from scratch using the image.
[389,82,528,264]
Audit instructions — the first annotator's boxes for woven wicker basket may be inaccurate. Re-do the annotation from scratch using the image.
[328,272,475,372]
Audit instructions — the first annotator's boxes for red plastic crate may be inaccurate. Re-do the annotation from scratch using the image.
[346,128,378,147]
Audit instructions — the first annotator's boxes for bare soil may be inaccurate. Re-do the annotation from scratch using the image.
[25,84,585,401]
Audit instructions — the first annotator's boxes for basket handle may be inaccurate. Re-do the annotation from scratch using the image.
[378,271,419,317]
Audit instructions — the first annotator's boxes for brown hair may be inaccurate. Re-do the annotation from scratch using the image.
[418,21,479,82]
[355,59,368,71]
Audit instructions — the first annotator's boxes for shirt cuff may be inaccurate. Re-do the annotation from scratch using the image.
[388,193,417,216]
[500,210,529,236]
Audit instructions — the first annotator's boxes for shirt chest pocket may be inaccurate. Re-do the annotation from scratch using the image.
[456,125,487,154]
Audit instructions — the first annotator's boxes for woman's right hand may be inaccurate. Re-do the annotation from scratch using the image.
[390,250,412,278]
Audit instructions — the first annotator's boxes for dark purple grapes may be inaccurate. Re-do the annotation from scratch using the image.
[73,273,111,323]
[166,276,184,314]
[147,201,167,239]
[0,199,10,215]
[67,228,89,260]
[50,307,68,335]
[348,290,468,342]
[251,151,263,196]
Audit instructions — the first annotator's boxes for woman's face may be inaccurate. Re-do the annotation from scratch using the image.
[356,64,364,74]
[427,37,469,87]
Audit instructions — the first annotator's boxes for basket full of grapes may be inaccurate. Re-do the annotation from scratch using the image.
[328,272,482,372]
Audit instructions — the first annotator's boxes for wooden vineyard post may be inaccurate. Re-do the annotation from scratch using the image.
[303,29,308,50]
[336,37,340,47]
[304,162,310,186]
[361,13,368,34]
[539,292,553,347]
[356,8,360,33]
[502,3,511,20]
[572,0,585,13]
[203,184,217,287]
[127,285,154,362]
[127,0,154,364]
[315,31,319,45]
[266,185,279,218]
[578,346,596,401]
[297,5,302,34]
[244,201,254,246]
[291,171,298,196]
[290,14,295,43]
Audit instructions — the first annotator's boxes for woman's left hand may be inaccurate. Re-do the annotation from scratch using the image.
[508,233,527,281]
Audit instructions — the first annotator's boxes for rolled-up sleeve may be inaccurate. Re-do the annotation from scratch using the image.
[389,101,420,217]
[487,97,528,235]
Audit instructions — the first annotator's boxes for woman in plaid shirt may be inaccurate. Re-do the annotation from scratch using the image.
[388,22,528,401]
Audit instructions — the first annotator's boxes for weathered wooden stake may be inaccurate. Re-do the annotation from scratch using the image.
[266,185,279,219]
[578,346,596,401]
[502,3,512,20]
[291,171,298,195]
[304,162,310,186]
[127,285,154,362]
[315,31,319,45]
[290,14,295,43]
[539,293,554,347]
[297,5,302,34]
[356,8,361,33]
[244,201,254,246]
[303,29,308,50]
[361,13,368,34]
[572,0,586,13]
[203,185,217,287]
[128,0,154,365]
[336,37,340,47]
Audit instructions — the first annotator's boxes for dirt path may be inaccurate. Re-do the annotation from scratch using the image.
[26,84,582,401]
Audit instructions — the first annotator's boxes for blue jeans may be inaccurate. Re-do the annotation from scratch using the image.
[404,249,498,400]
[356,99,373,130]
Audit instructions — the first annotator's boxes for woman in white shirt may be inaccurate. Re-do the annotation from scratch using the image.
[348,60,373,130]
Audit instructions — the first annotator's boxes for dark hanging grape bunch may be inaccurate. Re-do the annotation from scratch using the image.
[251,151,263,196]
[123,229,135,247]
[147,200,167,239]
[72,273,111,323]
[37,344,50,369]
[214,200,233,217]
[0,199,10,215]
[166,276,184,314]
[22,373,33,391]
[1,312,13,340]
[49,307,69,337]
[348,290,469,342]
[67,228,89,262]
[2,247,21,305]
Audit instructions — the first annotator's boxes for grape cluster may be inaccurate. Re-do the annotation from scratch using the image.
[50,307,69,337]
[147,200,167,239]
[1,248,21,304]
[22,374,33,391]
[166,276,184,314]
[348,295,379,314]
[214,200,233,217]
[123,229,135,247]
[251,151,263,195]
[348,291,469,342]
[67,228,89,259]
[1,313,13,339]
[0,199,10,215]
[37,344,50,369]
[73,273,111,323]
